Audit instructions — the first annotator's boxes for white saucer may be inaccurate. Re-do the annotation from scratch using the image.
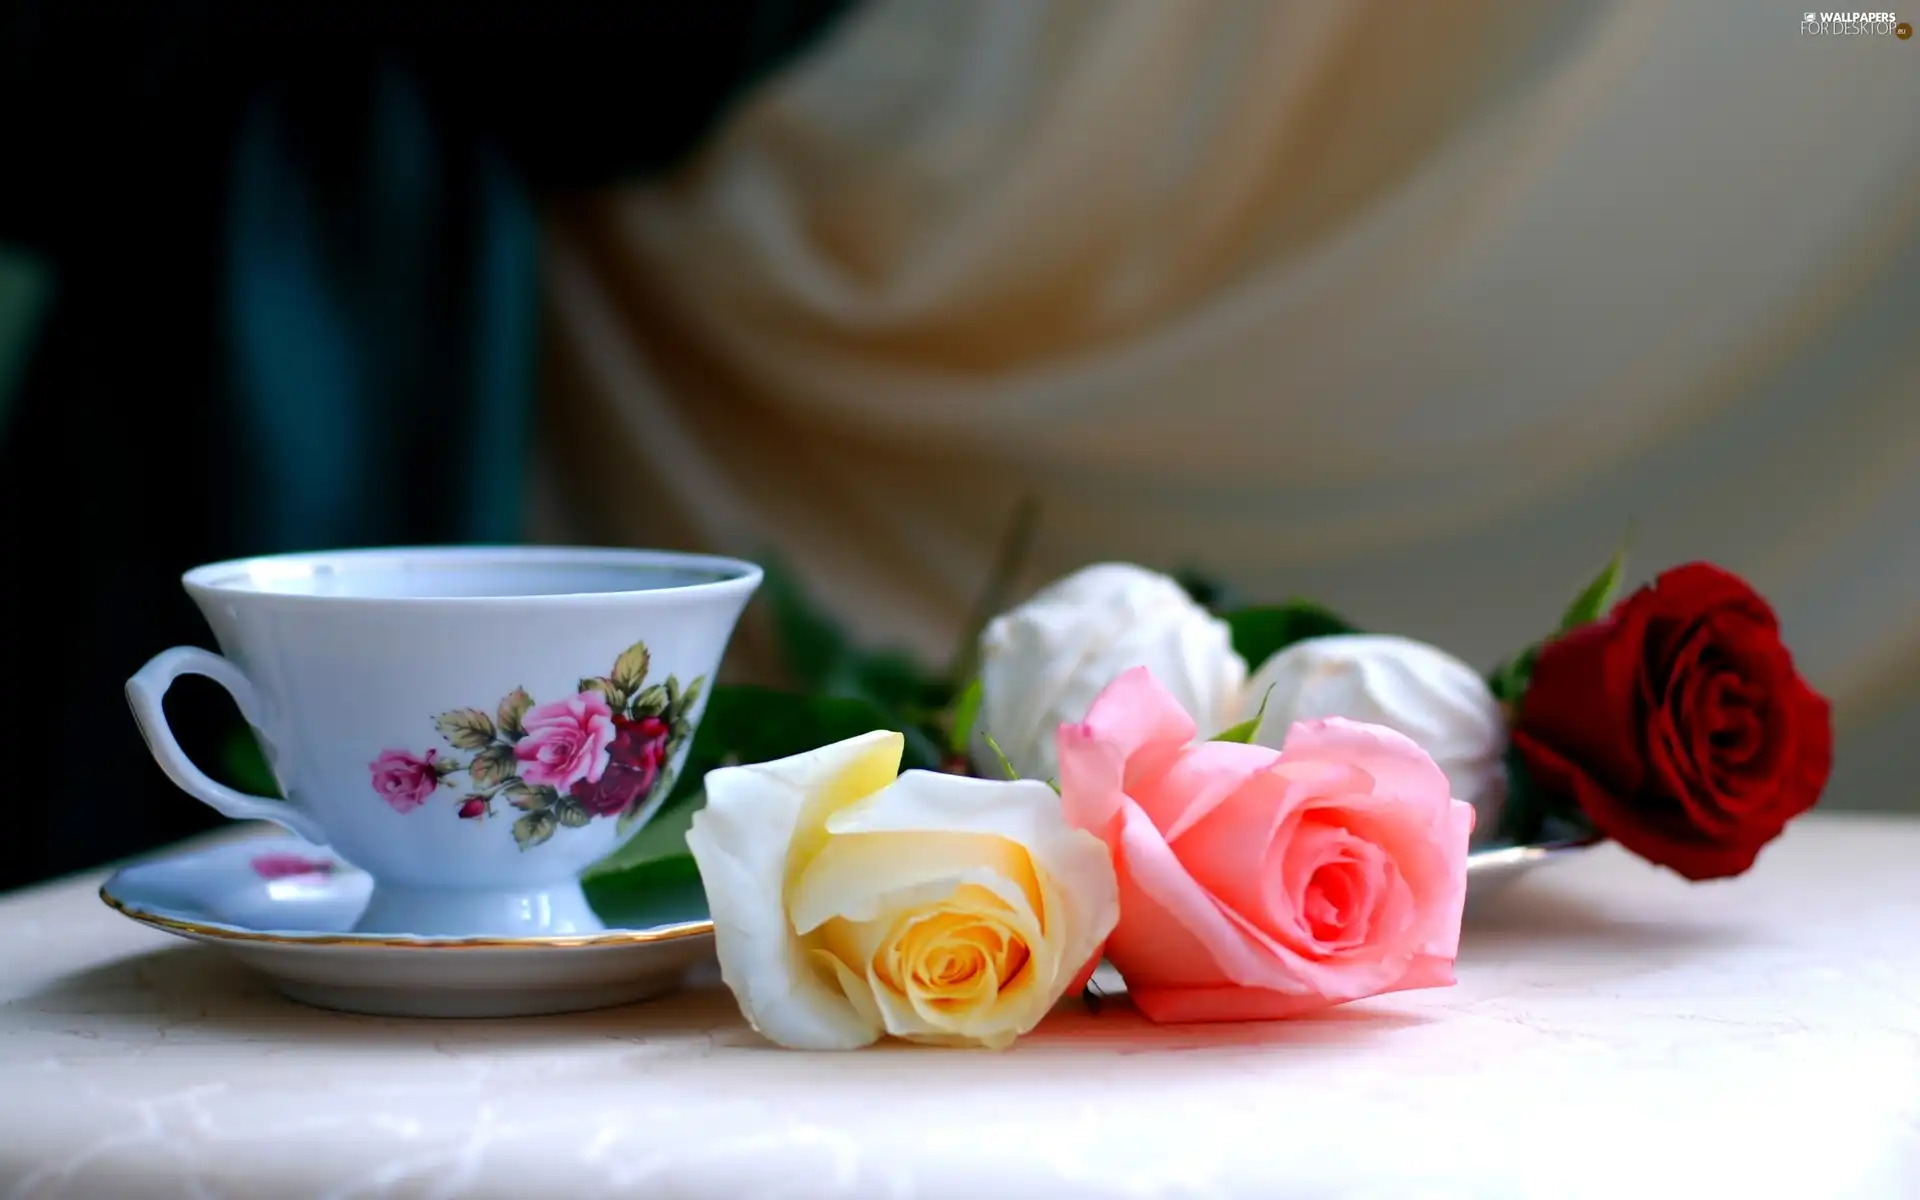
[1463,838,1594,911]
[100,836,715,1018]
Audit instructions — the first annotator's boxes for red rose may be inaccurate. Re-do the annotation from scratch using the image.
[1512,563,1831,880]
[570,715,672,818]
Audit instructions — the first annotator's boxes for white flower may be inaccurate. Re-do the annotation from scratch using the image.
[974,564,1247,781]
[685,730,1118,1050]
[1239,634,1507,830]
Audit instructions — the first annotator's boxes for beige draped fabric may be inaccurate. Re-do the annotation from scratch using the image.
[539,0,1920,803]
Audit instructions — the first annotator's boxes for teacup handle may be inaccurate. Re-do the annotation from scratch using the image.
[126,646,330,846]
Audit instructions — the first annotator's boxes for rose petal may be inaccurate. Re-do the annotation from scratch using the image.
[788,832,1043,944]
[1647,563,1782,634]
[976,565,1245,782]
[830,771,1071,850]
[817,769,1119,1029]
[818,945,881,1011]
[1161,762,1364,946]
[1056,666,1198,840]
[1278,819,1392,953]
[1782,680,1835,813]
[1648,620,1716,806]
[1141,741,1285,842]
[981,608,1109,779]
[1104,795,1413,1003]
[864,960,1022,1050]
[1129,951,1460,1025]
[1277,718,1455,823]
[684,731,904,1050]
[1512,728,1768,880]
[1416,800,1476,962]
[1393,952,1458,993]
[1100,798,1289,994]
[1520,618,1650,799]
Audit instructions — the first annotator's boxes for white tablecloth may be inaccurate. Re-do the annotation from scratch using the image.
[3,815,1918,1198]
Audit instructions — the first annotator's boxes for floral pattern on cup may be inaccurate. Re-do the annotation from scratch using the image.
[368,640,704,851]
[251,854,338,881]
[368,748,446,814]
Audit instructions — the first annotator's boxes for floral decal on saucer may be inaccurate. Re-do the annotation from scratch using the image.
[251,853,338,881]
[369,640,703,851]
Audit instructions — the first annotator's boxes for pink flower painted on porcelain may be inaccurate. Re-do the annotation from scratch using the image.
[251,854,337,881]
[378,640,702,850]
[368,748,443,813]
[1056,666,1474,1023]
[513,692,618,791]
[571,715,671,818]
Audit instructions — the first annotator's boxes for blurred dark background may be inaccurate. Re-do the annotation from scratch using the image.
[0,1,853,890]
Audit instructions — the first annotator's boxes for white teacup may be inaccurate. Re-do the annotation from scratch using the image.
[127,546,761,936]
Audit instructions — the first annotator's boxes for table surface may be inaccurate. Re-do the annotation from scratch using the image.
[3,815,1918,1199]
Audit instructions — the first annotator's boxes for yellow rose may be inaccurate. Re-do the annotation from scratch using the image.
[686,731,1118,1050]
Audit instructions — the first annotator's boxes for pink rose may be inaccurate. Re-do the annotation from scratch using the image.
[1057,667,1474,1023]
[368,748,442,813]
[513,691,617,791]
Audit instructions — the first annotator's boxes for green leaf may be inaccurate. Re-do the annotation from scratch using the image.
[591,783,702,878]
[948,677,984,757]
[980,732,1020,781]
[434,708,496,750]
[585,684,931,887]
[578,676,625,710]
[1211,716,1260,744]
[666,685,931,809]
[496,687,533,740]
[676,674,706,717]
[505,781,555,811]
[1212,684,1275,744]
[554,798,592,828]
[468,744,517,789]
[755,554,952,758]
[1225,601,1358,673]
[1488,644,1539,705]
[611,641,653,695]
[760,557,852,691]
[581,852,710,930]
[218,727,280,797]
[838,650,946,713]
[1173,568,1243,613]
[630,683,670,717]
[432,754,461,778]
[665,674,682,712]
[1557,546,1627,633]
[512,810,557,850]
[1489,533,1634,709]
[819,653,948,769]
